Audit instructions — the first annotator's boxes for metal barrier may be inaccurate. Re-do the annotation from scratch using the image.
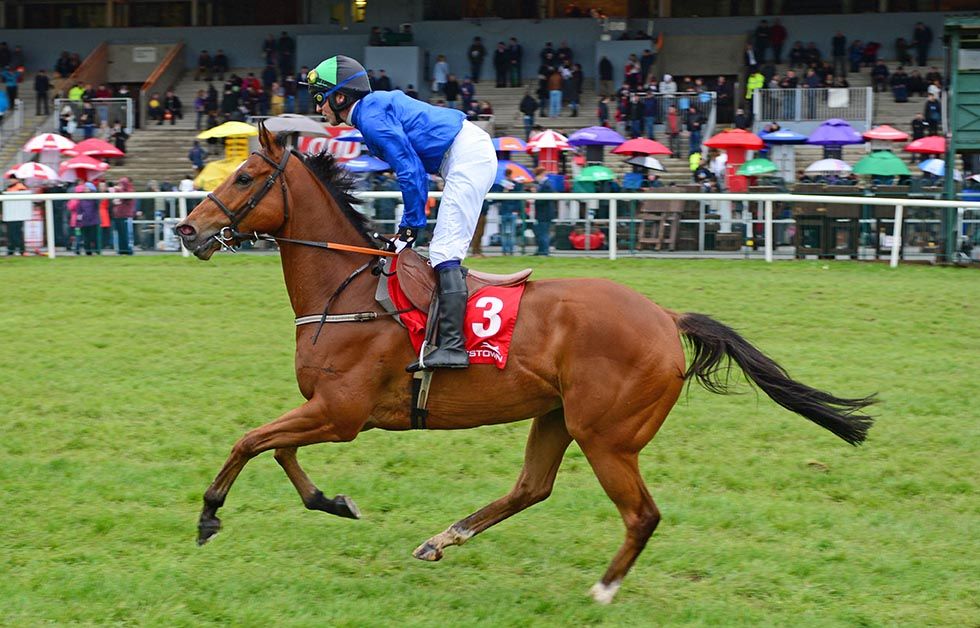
[752,87,872,134]
[3,190,980,269]
[53,98,134,135]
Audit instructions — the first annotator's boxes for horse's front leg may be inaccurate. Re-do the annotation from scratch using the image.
[273,446,360,519]
[197,399,361,545]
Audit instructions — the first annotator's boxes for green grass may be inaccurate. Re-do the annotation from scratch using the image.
[1,255,978,626]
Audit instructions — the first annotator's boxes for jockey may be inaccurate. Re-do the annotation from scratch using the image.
[305,55,497,372]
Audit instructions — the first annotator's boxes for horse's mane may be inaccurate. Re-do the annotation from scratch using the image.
[275,133,375,244]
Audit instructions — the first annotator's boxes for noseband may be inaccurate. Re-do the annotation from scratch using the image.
[206,148,292,250]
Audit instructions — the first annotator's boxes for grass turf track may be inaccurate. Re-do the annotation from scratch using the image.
[0,255,978,626]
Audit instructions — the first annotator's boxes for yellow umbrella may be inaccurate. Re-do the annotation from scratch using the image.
[194,158,244,191]
[196,121,258,139]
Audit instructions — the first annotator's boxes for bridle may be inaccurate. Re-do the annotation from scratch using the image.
[206,148,291,251]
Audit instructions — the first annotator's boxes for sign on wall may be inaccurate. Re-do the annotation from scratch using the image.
[132,47,158,63]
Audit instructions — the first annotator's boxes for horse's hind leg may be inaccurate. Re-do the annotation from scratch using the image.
[577,442,660,604]
[274,447,360,519]
[413,408,572,561]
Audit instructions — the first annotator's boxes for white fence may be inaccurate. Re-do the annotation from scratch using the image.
[3,190,980,269]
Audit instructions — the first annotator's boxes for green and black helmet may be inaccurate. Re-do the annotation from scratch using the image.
[304,55,372,113]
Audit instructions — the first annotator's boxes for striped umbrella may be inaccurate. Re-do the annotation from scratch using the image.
[59,155,110,182]
[5,161,61,181]
[22,133,76,153]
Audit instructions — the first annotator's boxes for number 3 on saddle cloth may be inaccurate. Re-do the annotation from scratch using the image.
[386,251,530,369]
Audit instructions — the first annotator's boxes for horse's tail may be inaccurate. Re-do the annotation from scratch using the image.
[673,312,875,446]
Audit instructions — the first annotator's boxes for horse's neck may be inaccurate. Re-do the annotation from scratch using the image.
[278,171,374,317]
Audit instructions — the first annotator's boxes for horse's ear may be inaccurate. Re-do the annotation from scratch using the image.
[257,122,280,156]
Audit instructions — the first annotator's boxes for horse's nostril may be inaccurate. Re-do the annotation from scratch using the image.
[175,224,197,238]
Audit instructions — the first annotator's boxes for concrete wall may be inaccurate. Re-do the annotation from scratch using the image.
[295,34,371,74]
[657,35,745,77]
[108,44,176,83]
[364,46,422,93]
[594,40,653,91]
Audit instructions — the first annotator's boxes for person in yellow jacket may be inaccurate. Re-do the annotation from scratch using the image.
[688,150,702,172]
[745,69,765,104]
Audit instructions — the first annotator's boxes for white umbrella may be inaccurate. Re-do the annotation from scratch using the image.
[804,158,852,174]
[969,174,980,183]
[918,158,962,181]
[625,155,666,171]
[22,133,76,153]
[4,161,60,183]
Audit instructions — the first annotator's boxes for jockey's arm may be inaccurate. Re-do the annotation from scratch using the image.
[361,117,429,231]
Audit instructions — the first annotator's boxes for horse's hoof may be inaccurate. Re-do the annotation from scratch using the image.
[412,541,443,561]
[197,517,221,546]
[589,580,622,605]
[332,494,361,520]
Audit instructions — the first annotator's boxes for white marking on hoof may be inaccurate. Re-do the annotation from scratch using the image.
[589,580,621,604]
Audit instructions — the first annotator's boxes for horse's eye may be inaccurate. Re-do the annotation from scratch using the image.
[236,173,252,185]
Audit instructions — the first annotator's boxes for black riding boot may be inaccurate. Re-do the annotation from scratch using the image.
[406,265,470,372]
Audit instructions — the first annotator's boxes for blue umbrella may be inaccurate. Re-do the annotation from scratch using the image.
[918,159,962,181]
[567,126,626,147]
[342,156,390,173]
[760,129,808,144]
[334,129,364,142]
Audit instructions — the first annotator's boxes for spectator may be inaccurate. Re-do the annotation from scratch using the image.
[788,41,805,69]
[110,119,128,157]
[832,32,847,78]
[686,105,704,152]
[295,65,311,113]
[895,37,912,66]
[541,41,555,66]
[641,91,657,139]
[666,105,681,155]
[547,66,562,117]
[213,49,229,81]
[493,42,508,88]
[1,65,18,102]
[520,90,536,138]
[443,74,460,109]
[924,94,941,133]
[110,176,135,255]
[625,54,641,90]
[147,92,165,124]
[598,56,613,95]
[375,69,392,91]
[460,76,475,112]
[912,22,932,67]
[743,44,758,70]
[532,167,555,255]
[536,60,550,117]
[745,67,764,109]
[433,54,449,94]
[754,19,771,64]
[262,34,277,65]
[282,72,296,112]
[871,60,889,93]
[911,113,929,140]
[861,41,880,67]
[164,89,183,124]
[468,36,486,83]
[59,103,74,138]
[178,174,196,193]
[261,63,277,91]
[890,66,909,103]
[660,73,677,97]
[715,75,733,123]
[927,79,941,100]
[73,181,101,255]
[270,82,284,115]
[848,40,864,74]
[908,70,926,98]
[925,66,943,87]
[79,101,97,139]
[597,95,610,128]
[34,69,50,116]
[639,49,656,84]
[566,63,582,117]
[733,107,750,130]
[368,27,383,47]
[197,50,212,81]
[770,19,787,64]
[508,37,523,87]
[628,93,643,138]
[558,41,574,64]
[495,179,521,255]
[405,84,419,100]
[188,140,207,171]
[278,31,295,77]
[55,51,72,77]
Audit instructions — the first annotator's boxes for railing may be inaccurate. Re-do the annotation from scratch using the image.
[140,43,185,125]
[51,42,108,99]
[645,91,717,150]
[54,98,134,136]
[4,190,980,268]
[752,87,872,134]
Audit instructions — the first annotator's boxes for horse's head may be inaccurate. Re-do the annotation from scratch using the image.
[176,124,291,260]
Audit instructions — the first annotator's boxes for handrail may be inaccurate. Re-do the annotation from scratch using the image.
[140,43,185,94]
[52,42,108,98]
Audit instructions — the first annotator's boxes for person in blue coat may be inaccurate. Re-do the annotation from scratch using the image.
[305,55,497,371]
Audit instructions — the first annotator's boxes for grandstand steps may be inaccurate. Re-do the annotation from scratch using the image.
[108,124,202,188]
[0,72,58,172]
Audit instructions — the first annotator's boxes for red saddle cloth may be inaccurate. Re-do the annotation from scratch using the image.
[388,259,526,369]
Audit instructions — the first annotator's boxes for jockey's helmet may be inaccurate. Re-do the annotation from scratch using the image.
[304,55,372,113]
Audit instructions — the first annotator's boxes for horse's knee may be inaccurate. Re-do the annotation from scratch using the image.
[628,504,661,540]
[231,434,261,460]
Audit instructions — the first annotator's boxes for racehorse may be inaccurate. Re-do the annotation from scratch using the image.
[175,125,874,604]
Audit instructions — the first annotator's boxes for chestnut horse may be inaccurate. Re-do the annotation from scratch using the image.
[175,126,874,603]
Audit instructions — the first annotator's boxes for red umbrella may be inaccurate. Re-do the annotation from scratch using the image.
[59,154,110,182]
[904,135,946,154]
[611,138,672,155]
[704,129,765,150]
[863,125,909,142]
[65,138,125,158]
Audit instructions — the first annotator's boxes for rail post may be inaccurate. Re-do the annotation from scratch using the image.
[45,199,55,259]
[890,205,904,268]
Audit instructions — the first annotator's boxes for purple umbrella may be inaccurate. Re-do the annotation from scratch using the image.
[568,126,626,147]
[806,119,865,146]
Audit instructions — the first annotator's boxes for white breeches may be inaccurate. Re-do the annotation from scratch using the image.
[430,120,497,267]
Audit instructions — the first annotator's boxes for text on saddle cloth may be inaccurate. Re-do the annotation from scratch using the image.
[387,258,527,370]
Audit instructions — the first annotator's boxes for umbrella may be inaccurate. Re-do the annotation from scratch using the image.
[341,155,391,173]
[263,114,330,136]
[737,157,779,176]
[759,129,808,143]
[704,128,764,150]
[333,128,364,142]
[568,126,626,147]
[22,133,75,153]
[863,125,909,142]
[4,161,60,182]
[852,151,911,176]
[904,135,946,154]
[526,129,571,151]
[493,136,527,152]
[574,165,616,182]
[65,138,125,158]
[804,158,852,173]
[918,158,962,181]
[625,155,665,171]
[806,119,864,146]
[197,121,258,139]
[194,158,245,191]
[969,174,980,183]
[496,160,534,183]
[59,155,109,182]
[612,138,672,155]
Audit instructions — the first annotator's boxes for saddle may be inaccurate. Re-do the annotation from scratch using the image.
[395,249,532,312]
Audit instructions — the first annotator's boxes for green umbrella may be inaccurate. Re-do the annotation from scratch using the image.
[575,165,616,182]
[736,157,778,176]
[852,150,911,176]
